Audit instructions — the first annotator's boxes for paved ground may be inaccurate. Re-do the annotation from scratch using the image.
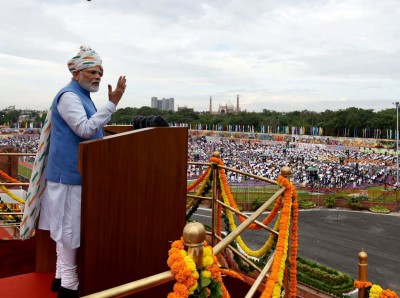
[296,209,400,293]
[191,208,400,293]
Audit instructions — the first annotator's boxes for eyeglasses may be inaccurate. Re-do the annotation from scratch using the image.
[81,70,103,77]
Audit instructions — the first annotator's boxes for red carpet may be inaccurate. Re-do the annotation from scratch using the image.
[0,272,57,298]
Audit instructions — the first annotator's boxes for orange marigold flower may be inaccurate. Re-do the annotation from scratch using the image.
[173,282,189,296]
[380,289,399,298]
[354,280,372,288]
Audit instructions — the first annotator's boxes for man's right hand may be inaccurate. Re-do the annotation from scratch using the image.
[108,76,127,105]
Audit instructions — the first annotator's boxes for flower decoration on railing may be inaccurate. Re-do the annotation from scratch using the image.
[186,156,299,298]
[167,239,235,298]
[354,281,398,298]
[261,176,297,298]
[0,169,25,204]
[0,185,25,204]
[0,169,21,184]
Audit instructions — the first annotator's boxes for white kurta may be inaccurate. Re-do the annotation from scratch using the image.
[38,92,116,249]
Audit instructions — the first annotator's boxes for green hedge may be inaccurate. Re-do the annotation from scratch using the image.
[297,257,354,297]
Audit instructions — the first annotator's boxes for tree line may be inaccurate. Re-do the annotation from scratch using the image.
[109,106,397,138]
[1,106,397,139]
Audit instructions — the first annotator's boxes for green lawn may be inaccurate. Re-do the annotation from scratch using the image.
[188,179,399,206]
[17,164,32,181]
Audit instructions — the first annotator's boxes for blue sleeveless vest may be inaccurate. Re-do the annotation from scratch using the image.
[46,80,104,185]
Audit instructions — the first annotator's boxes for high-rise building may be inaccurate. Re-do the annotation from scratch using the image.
[150,97,174,111]
[151,97,158,109]
[162,98,174,111]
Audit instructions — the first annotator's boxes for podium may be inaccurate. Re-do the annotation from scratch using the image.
[77,126,188,296]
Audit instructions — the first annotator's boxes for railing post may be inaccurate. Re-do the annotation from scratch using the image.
[211,151,220,247]
[281,166,291,298]
[358,250,368,298]
[183,222,206,269]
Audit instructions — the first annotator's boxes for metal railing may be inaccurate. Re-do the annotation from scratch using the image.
[0,150,290,297]
[0,152,33,238]
[83,153,290,297]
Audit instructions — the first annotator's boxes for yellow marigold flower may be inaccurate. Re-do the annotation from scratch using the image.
[371,284,383,293]
[203,256,214,267]
[369,284,383,298]
[202,270,212,279]
[193,270,199,279]
[189,282,198,294]
[203,246,212,255]
[183,256,196,271]
[272,285,282,298]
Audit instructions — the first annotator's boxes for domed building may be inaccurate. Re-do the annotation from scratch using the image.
[218,101,235,114]
[209,95,240,114]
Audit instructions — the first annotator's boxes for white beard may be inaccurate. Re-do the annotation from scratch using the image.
[80,81,99,93]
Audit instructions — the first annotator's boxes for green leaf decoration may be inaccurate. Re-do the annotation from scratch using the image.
[200,275,211,288]
[209,279,223,298]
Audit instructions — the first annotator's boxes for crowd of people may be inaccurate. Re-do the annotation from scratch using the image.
[1,129,397,191]
[0,133,40,153]
[187,136,397,190]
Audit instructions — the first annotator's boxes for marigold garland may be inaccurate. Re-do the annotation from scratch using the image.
[289,185,299,297]
[186,156,299,297]
[188,157,280,258]
[216,164,281,258]
[167,239,199,297]
[0,169,25,204]
[353,281,398,298]
[0,185,26,204]
[219,268,245,281]
[0,169,21,184]
[217,165,282,230]
[261,176,293,298]
[187,167,211,193]
[370,284,384,298]
[186,168,212,209]
[167,239,231,298]
[354,281,373,289]
[379,289,399,298]
[219,178,279,258]
[203,242,230,298]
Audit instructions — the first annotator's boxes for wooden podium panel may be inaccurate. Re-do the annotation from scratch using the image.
[103,125,133,136]
[78,127,188,296]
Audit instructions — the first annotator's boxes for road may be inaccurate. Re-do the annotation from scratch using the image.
[191,208,400,293]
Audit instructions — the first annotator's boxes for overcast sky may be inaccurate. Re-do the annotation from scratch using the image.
[1,0,400,113]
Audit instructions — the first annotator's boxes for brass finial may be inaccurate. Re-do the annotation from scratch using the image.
[182,222,206,269]
[182,222,206,247]
[358,249,368,263]
[281,166,291,178]
[358,249,368,292]
[212,151,220,158]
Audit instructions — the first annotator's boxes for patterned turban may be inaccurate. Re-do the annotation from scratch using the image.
[67,45,102,73]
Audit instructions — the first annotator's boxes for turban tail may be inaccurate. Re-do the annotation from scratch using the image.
[20,109,52,239]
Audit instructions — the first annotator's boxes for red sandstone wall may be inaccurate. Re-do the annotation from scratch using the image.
[0,147,18,178]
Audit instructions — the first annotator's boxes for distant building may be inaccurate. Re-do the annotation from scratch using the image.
[151,97,158,109]
[177,106,194,112]
[209,95,240,114]
[4,105,16,112]
[150,97,175,111]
